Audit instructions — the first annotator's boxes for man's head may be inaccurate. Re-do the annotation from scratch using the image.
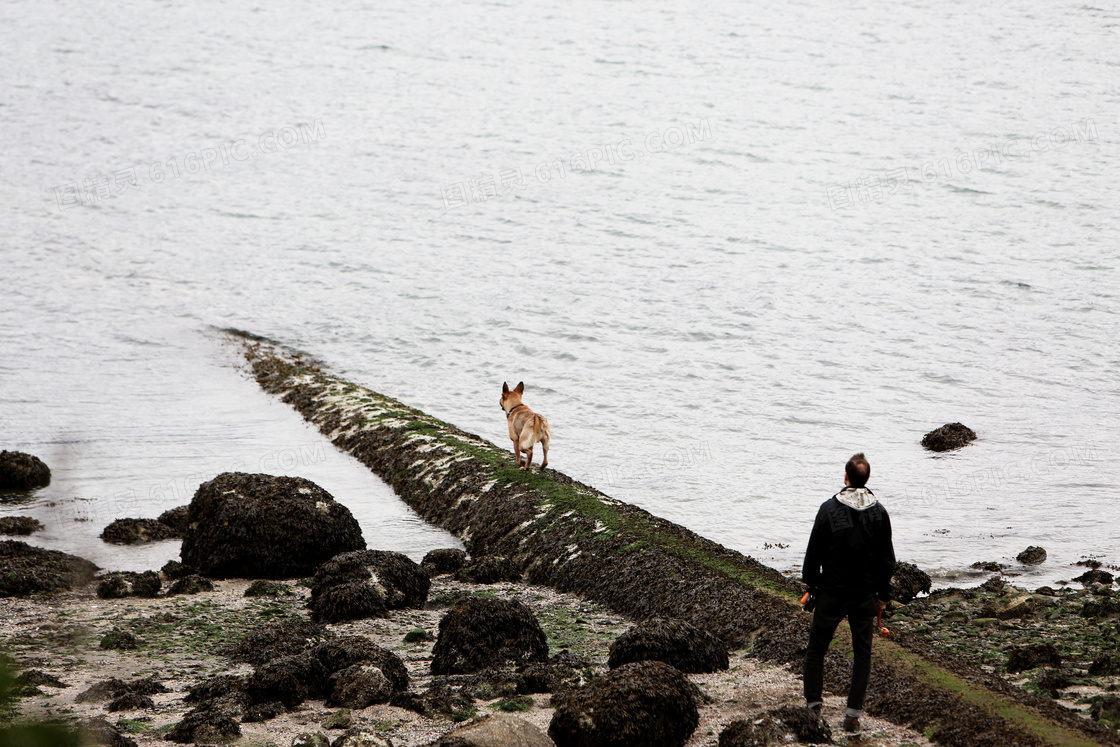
[844,452,870,488]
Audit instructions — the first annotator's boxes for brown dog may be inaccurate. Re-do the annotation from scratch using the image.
[500,381,551,471]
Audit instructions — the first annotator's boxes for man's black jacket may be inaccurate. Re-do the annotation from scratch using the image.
[802,486,896,601]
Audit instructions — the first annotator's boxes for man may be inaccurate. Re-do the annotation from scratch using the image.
[801,452,895,733]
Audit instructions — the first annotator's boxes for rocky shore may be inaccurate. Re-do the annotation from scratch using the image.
[2,569,940,747]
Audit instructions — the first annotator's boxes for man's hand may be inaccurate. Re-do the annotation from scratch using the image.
[877,599,887,614]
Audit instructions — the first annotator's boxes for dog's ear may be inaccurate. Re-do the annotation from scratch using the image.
[502,382,509,394]
[515,381,525,394]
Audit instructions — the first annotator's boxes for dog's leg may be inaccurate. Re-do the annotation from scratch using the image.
[540,439,548,471]
[511,439,522,467]
[523,444,533,471]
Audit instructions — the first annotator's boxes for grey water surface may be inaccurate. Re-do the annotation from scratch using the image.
[1,0,1117,586]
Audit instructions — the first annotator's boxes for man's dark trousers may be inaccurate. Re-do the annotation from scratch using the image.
[803,589,878,716]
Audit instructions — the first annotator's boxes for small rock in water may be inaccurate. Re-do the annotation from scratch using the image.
[891,562,932,603]
[1075,569,1114,586]
[0,516,44,535]
[1016,546,1047,565]
[970,561,1003,572]
[0,450,51,490]
[0,540,99,596]
[920,423,977,452]
[100,518,177,545]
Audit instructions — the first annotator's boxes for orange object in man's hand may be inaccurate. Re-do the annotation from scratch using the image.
[876,604,890,636]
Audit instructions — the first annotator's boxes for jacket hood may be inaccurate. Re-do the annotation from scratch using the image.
[836,486,877,511]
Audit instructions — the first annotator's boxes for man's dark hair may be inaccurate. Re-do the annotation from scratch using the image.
[846,452,870,488]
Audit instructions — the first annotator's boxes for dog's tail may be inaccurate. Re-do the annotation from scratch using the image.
[533,414,550,442]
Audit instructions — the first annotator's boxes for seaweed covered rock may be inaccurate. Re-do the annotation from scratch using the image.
[0,450,51,490]
[1080,597,1120,618]
[76,679,133,703]
[167,574,214,595]
[243,700,286,722]
[433,713,554,747]
[96,571,161,599]
[107,692,154,711]
[608,617,728,673]
[313,636,409,693]
[293,734,332,747]
[1089,652,1120,676]
[549,660,701,747]
[1016,546,1046,565]
[0,516,43,536]
[423,548,467,576]
[1075,569,1114,586]
[100,518,177,545]
[431,596,548,675]
[454,555,522,584]
[180,472,365,578]
[0,540,98,596]
[920,423,976,452]
[79,716,139,747]
[719,705,832,746]
[165,704,241,744]
[327,665,392,709]
[518,661,585,695]
[185,674,249,706]
[247,653,328,707]
[222,619,331,667]
[390,678,476,721]
[891,562,932,603]
[331,728,394,747]
[1090,694,1120,729]
[156,505,190,536]
[312,581,388,623]
[970,561,1003,573]
[160,559,193,580]
[14,670,68,693]
[312,549,429,611]
[1007,642,1062,673]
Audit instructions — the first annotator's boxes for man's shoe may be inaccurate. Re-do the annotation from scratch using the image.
[807,703,823,717]
[843,715,861,733]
